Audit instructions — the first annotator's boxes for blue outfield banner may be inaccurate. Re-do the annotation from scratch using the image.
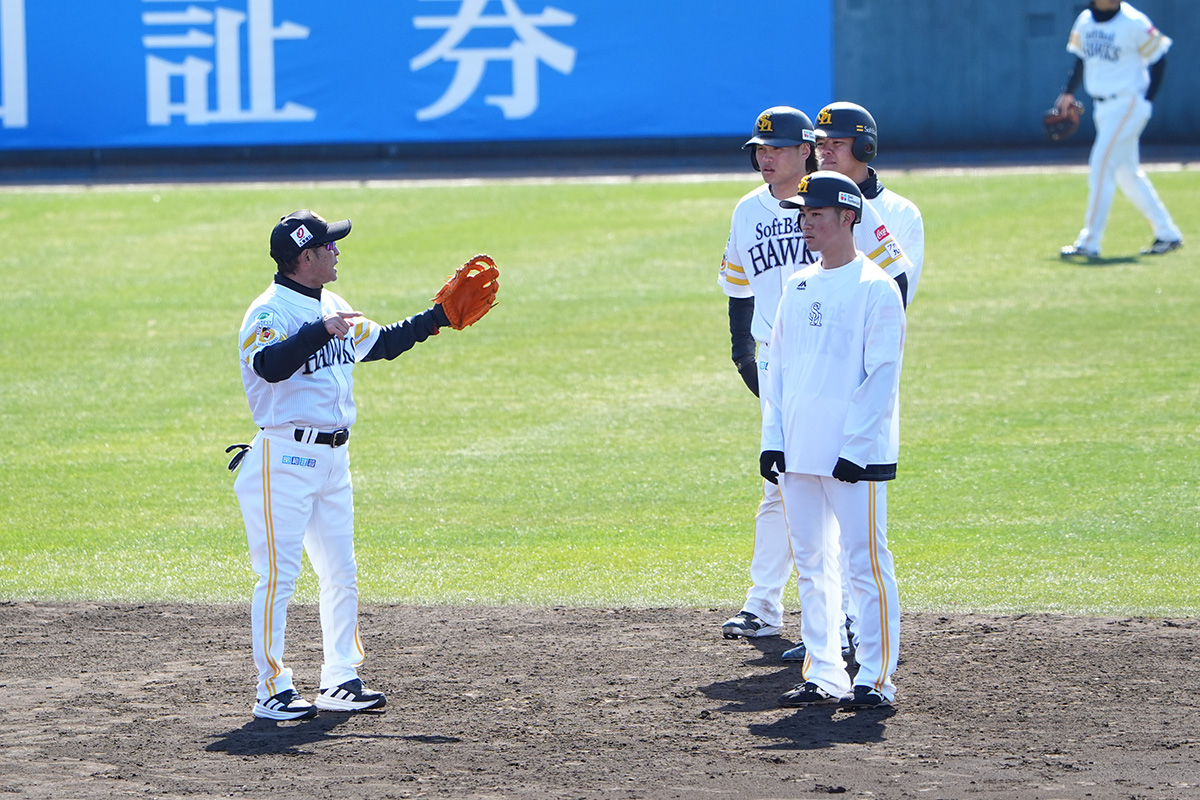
[0,0,832,151]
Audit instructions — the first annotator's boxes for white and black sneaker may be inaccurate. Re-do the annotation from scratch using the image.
[837,685,892,711]
[779,681,838,708]
[1141,238,1182,256]
[253,689,318,721]
[721,611,781,639]
[315,679,387,712]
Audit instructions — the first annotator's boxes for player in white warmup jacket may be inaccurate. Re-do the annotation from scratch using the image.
[760,173,905,710]
[1056,0,1182,260]
[718,108,913,652]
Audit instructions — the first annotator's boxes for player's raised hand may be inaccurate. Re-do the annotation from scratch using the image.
[323,310,361,337]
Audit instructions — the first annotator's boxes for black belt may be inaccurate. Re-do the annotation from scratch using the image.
[295,427,350,447]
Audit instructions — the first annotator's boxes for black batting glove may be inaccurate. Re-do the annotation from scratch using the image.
[832,457,864,484]
[760,450,785,485]
[735,356,759,398]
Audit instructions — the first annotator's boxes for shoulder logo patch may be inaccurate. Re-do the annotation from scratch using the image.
[875,225,889,242]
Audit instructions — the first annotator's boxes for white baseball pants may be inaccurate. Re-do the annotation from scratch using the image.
[741,346,851,644]
[233,428,365,700]
[1076,94,1181,254]
[779,473,899,701]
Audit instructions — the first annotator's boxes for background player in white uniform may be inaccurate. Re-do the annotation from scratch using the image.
[760,173,905,710]
[1056,0,1182,260]
[232,210,476,721]
[814,102,925,304]
[718,108,913,649]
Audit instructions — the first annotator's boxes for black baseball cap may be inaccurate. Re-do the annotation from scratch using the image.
[269,210,352,261]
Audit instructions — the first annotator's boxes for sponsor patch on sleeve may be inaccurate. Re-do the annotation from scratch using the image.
[875,225,890,242]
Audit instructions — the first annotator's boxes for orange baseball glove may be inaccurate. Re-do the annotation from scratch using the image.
[1043,100,1084,142]
[433,254,500,330]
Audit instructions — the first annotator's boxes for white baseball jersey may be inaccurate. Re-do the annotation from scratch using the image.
[719,185,912,346]
[239,282,383,430]
[869,187,924,303]
[1068,3,1171,99]
[761,254,905,476]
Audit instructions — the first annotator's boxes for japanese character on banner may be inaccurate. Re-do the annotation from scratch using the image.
[142,0,315,126]
[0,0,27,128]
[410,0,577,121]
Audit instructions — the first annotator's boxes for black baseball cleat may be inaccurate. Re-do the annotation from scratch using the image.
[315,679,387,712]
[778,681,838,708]
[1060,244,1100,260]
[253,689,318,720]
[837,685,892,711]
[1141,239,1182,256]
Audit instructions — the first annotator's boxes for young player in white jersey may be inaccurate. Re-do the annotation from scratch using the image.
[774,101,926,665]
[814,102,925,304]
[231,210,495,721]
[761,172,905,710]
[1056,0,1182,260]
[717,108,913,651]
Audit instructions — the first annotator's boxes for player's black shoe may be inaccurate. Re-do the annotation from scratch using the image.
[779,681,838,707]
[1141,239,1183,256]
[253,689,318,720]
[315,679,387,712]
[837,685,892,711]
[1060,244,1100,260]
[721,611,781,639]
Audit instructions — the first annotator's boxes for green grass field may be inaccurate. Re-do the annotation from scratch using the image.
[1,168,1197,614]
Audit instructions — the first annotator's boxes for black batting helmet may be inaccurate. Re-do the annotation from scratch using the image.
[779,170,864,223]
[814,102,878,164]
[742,106,816,172]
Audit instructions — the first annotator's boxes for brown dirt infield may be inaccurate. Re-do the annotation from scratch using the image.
[1,602,1199,799]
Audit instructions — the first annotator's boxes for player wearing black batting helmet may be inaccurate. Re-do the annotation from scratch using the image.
[742,106,819,173]
[813,102,878,163]
[780,170,864,223]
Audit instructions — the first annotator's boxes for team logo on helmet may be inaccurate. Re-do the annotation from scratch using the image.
[796,175,811,194]
[816,108,833,126]
[756,113,774,133]
[290,224,313,248]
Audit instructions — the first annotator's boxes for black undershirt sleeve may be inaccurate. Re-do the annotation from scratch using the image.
[1147,56,1167,101]
[253,320,333,383]
[1063,57,1084,95]
[361,305,449,362]
[728,297,756,365]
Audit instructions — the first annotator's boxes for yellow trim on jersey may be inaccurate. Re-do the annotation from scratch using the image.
[1138,32,1164,59]
[865,242,899,269]
[351,320,373,348]
[723,261,750,287]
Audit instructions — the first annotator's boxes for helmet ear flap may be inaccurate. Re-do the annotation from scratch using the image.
[852,135,877,163]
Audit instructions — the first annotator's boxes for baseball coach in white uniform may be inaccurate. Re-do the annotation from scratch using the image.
[232,210,464,721]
